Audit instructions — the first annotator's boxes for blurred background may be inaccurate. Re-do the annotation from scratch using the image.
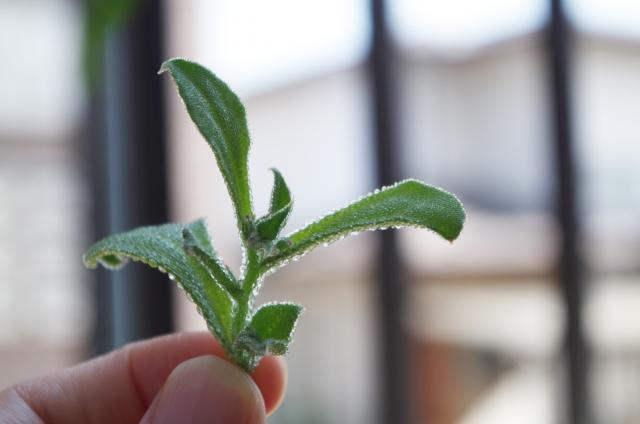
[1,0,640,423]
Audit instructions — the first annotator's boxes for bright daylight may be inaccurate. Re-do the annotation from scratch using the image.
[1,0,640,423]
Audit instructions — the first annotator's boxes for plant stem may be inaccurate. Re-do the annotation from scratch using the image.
[234,247,261,334]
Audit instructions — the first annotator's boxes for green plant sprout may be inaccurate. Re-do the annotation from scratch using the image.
[83,58,466,373]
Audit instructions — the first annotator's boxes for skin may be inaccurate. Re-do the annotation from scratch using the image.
[0,332,287,424]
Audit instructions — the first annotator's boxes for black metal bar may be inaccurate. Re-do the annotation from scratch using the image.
[547,1,590,423]
[88,0,172,354]
[125,0,172,343]
[87,86,114,356]
[369,1,410,423]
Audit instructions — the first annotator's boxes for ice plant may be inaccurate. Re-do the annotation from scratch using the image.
[83,58,466,373]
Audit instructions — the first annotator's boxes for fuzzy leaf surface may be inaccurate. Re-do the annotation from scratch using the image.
[268,168,292,213]
[256,202,292,240]
[234,303,304,356]
[261,179,465,272]
[83,221,237,345]
[255,169,293,240]
[160,59,253,236]
[182,223,241,297]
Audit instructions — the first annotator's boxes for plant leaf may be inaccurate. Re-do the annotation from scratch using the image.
[255,202,292,240]
[159,59,253,237]
[261,179,465,272]
[233,326,269,356]
[83,221,237,345]
[268,168,291,213]
[254,169,293,240]
[182,220,241,297]
[233,303,304,356]
[181,218,217,258]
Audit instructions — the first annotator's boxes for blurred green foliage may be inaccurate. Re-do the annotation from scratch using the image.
[83,0,141,86]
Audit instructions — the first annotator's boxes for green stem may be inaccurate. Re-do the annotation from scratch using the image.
[234,247,261,335]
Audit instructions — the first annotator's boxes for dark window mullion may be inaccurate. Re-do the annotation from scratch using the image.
[547,1,590,423]
[369,1,410,423]
[88,0,172,355]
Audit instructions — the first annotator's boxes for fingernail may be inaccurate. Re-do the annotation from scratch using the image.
[142,355,265,424]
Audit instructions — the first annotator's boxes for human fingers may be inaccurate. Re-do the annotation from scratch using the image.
[0,332,286,424]
[139,355,265,424]
[251,355,287,415]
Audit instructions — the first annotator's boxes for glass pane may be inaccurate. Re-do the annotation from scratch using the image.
[389,1,560,423]
[389,0,548,51]
[570,3,640,421]
[0,0,89,389]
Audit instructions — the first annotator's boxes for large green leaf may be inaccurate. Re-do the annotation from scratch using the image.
[159,59,253,236]
[233,303,304,356]
[261,179,465,272]
[83,221,237,345]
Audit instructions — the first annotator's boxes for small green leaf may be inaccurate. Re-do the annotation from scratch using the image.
[182,220,241,297]
[255,202,292,240]
[233,326,267,356]
[159,59,253,237]
[251,302,304,342]
[253,169,293,240]
[234,303,304,356]
[275,238,292,250]
[182,219,217,258]
[83,221,237,346]
[268,168,291,214]
[261,180,465,272]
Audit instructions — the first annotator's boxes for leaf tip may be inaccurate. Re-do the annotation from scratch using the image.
[82,253,97,269]
[268,167,281,177]
[158,59,173,75]
[158,57,189,75]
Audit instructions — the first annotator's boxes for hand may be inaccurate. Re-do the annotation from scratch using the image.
[0,332,287,424]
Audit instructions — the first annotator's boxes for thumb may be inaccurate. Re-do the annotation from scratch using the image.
[140,355,266,424]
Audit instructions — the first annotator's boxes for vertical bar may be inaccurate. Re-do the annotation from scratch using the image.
[121,0,172,345]
[88,0,172,354]
[104,25,137,349]
[369,1,410,423]
[547,1,590,423]
[87,89,114,356]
